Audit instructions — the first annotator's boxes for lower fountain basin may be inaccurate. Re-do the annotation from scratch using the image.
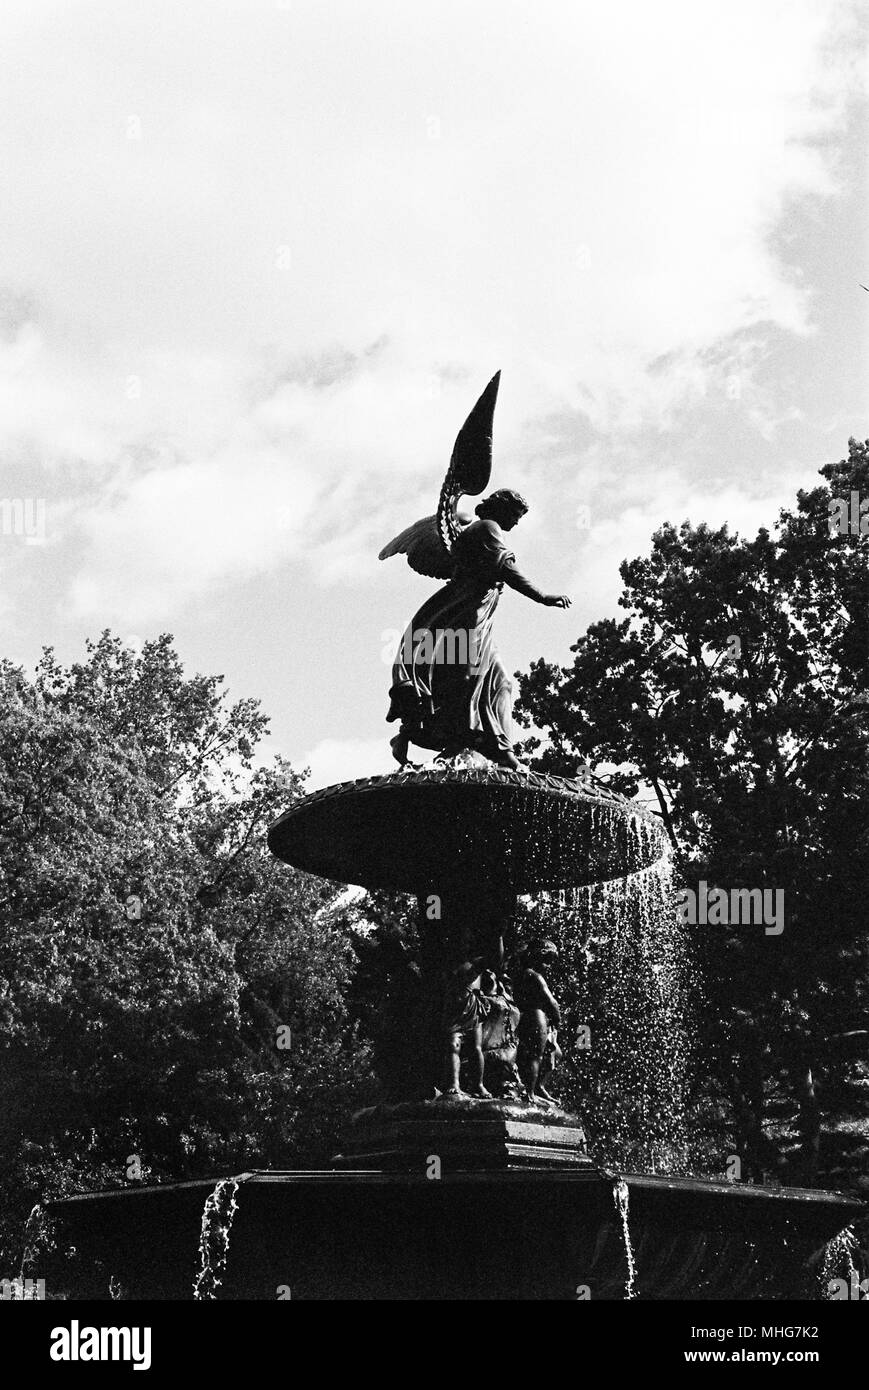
[267,764,666,891]
[47,1170,862,1301]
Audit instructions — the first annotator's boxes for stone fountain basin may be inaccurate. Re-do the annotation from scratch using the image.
[48,1170,862,1301]
[267,765,667,892]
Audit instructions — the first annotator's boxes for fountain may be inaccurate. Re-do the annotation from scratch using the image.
[267,757,669,1171]
[47,373,863,1299]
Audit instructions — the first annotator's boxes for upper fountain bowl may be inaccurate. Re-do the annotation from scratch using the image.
[267,758,667,892]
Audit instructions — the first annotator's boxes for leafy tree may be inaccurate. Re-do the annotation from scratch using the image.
[516,440,869,1187]
[0,633,373,1278]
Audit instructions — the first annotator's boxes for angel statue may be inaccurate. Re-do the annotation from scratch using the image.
[379,372,571,770]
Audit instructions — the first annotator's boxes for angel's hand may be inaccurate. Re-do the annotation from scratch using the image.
[545,594,572,609]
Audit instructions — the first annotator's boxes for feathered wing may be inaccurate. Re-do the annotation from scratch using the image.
[377,515,454,579]
[378,370,501,577]
[436,371,500,554]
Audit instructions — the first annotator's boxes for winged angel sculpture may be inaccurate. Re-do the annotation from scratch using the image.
[379,372,571,770]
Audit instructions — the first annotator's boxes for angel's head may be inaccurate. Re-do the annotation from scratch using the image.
[475,489,528,531]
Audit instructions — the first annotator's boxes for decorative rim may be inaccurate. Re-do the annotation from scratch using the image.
[267,762,666,891]
[283,763,653,818]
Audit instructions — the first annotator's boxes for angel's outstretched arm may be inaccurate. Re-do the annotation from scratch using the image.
[501,561,571,608]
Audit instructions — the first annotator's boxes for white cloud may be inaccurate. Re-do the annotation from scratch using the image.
[0,0,863,626]
[567,462,819,625]
[299,737,396,791]
[65,422,319,623]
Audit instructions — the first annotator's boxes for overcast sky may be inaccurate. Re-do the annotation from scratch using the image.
[1,0,867,788]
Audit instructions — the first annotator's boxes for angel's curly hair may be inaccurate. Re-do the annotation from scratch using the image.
[475,488,528,521]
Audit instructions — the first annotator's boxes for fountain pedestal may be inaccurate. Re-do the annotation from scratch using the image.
[333,1098,592,1171]
[268,761,665,1113]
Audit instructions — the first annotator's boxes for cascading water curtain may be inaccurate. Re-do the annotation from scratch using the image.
[523,848,700,1173]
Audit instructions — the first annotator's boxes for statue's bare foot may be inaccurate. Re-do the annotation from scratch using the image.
[390,732,410,766]
[469,1086,493,1100]
[493,749,530,772]
[536,1086,560,1105]
[441,1085,467,1100]
[525,1088,554,1107]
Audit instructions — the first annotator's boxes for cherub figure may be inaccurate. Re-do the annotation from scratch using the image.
[379,373,571,770]
[516,939,563,1105]
[480,968,523,1099]
[441,950,492,1099]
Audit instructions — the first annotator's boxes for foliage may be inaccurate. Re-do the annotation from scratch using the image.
[0,633,374,1275]
[516,441,869,1186]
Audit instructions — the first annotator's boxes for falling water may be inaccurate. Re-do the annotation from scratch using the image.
[18,1202,43,1276]
[818,1226,859,1299]
[613,1178,637,1300]
[0,1203,52,1299]
[193,1178,241,1300]
[521,844,699,1172]
[19,1202,52,1286]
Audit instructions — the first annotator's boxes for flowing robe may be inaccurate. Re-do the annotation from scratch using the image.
[387,518,530,757]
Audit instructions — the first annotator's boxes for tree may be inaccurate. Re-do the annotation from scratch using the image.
[0,632,373,1278]
[516,440,869,1186]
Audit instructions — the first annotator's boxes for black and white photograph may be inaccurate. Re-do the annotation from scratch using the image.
[1,0,867,1364]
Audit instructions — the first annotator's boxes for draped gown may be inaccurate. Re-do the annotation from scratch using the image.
[387,518,544,759]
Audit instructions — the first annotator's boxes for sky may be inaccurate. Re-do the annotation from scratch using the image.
[0,0,867,789]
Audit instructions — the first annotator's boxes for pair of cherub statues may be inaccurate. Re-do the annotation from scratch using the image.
[442,938,563,1105]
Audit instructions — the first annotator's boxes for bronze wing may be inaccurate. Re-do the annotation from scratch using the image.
[378,371,500,578]
[377,514,455,579]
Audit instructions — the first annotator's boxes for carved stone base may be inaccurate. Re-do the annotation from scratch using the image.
[332,1098,593,1173]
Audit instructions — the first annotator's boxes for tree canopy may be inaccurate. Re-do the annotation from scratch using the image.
[516,439,869,1187]
[0,633,373,1277]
